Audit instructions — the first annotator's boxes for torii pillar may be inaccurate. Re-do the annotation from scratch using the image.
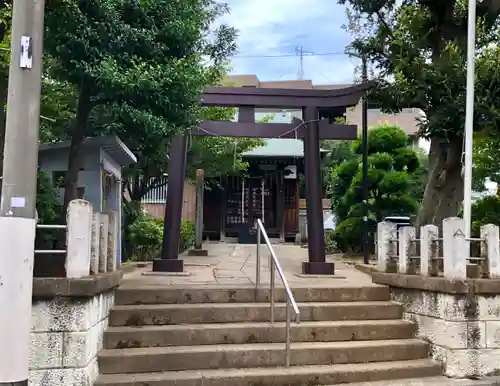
[301,106,333,274]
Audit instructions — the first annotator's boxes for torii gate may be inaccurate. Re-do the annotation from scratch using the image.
[153,83,372,275]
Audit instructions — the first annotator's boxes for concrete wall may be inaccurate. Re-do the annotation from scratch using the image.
[30,290,115,385]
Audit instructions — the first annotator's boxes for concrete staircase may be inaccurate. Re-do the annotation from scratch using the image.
[95,285,441,385]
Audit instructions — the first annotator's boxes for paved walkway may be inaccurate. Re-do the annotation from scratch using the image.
[122,242,378,288]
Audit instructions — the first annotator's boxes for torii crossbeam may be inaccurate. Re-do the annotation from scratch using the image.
[154,82,372,275]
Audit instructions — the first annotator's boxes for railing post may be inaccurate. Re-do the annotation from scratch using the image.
[285,298,291,367]
[270,254,275,324]
[256,224,261,287]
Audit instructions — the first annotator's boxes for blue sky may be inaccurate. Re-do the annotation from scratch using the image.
[219,0,360,85]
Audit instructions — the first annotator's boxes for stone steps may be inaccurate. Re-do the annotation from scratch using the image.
[94,359,442,385]
[99,338,429,374]
[114,285,391,305]
[109,301,403,326]
[96,285,441,385]
[104,319,416,348]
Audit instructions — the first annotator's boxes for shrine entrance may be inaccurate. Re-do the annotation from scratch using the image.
[154,84,371,275]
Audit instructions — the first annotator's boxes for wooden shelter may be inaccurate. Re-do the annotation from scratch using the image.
[154,83,372,275]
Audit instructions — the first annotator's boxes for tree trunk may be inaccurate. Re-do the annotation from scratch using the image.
[417,136,463,228]
[63,84,91,212]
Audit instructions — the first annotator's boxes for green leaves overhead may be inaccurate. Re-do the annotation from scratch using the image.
[339,0,500,225]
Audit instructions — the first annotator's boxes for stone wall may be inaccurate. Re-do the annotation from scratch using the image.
[392,286,500,378]
[28,271,121,386]
[372,216,500,378]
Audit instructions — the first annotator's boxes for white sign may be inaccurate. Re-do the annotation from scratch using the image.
[20,36,32,69]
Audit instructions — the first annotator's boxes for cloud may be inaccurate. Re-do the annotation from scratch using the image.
[219,0,360,84]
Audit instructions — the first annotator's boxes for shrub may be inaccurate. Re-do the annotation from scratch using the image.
[324,230,337,254]
[179,220,195,252]
[127,215,196,260]
[128,215,164,260]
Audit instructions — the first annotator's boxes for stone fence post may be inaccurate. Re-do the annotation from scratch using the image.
[442,217,467,280]
[420,224,439,276]
[398,226,415,274]
[377,222,393,272]
[99,214,109,273]
[481,224,500,278]
[65,199,93,278]
[107,211,118,272]
[90,213,100,275]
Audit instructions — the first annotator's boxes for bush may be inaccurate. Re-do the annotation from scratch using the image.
[179,220,195,252]
[127,215,196,260]
[333,217,376,254]
[324,230,337,254]
[128,215,164,260]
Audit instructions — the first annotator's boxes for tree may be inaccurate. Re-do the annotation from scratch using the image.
[44,0,237,211]
[329,123,420,251]
[339,0,500,226]
[472,133,500,192]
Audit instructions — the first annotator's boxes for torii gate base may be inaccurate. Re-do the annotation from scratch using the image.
[152,84,371,275]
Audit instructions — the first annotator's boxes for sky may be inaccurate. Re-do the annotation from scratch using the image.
[219,0,361,85]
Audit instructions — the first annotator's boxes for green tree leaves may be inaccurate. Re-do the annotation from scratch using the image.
[329,124,421,251]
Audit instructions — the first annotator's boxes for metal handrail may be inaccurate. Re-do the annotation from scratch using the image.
[35,224,67,254]
[255,218,300,367]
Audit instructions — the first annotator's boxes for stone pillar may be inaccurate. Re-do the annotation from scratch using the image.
[99,214,109,273]
[66,199,93,278]
[481,224,500,278]
[107,211,118,272]
[443,217,467,280]
[420,224,439,276]
[90,213,100,275]
[188,169,208,256]
[377,221,392,272]
[398,226,415,274]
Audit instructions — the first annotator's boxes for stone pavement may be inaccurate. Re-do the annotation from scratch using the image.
[121,242,379,288]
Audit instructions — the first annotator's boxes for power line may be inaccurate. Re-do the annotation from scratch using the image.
[230,51,348,59]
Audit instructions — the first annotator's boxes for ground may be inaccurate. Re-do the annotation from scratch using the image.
[122,242,376,287]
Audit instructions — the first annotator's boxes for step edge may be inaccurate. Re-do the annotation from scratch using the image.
[98,338,429,356]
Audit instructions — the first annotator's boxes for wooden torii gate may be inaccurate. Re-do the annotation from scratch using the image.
[153,83,372,275]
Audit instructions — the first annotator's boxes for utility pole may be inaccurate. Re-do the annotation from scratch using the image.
[361,55,370,265]
[463,0,476,238]
[296,46,304,80]
[0,1,45,385]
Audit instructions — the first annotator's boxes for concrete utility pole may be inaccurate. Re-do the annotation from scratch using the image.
[0,0,45,385]
[361,55,369,265]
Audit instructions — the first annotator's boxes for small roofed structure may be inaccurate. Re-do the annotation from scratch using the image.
[204,139,329,243]
[38,135,137,262]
